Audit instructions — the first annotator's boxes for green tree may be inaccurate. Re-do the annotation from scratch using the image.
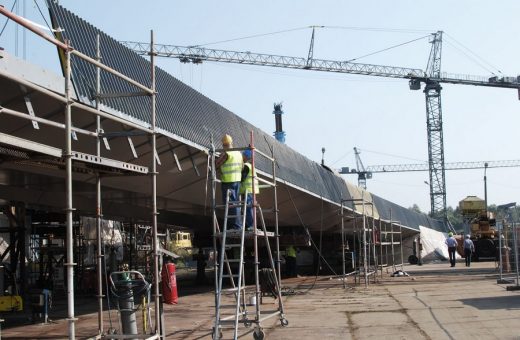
[447,206,463,231]
[408,204,422,214]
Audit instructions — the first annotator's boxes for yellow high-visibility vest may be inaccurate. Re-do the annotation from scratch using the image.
[240,162,259,194]
[286,246,296,258]
[221,151,243,183]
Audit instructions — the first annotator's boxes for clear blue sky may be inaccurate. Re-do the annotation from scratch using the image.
[1,0,519,213]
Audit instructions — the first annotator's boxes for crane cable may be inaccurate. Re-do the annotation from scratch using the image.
[33,0,54,33]
[444,34,502,76]
[324,25,432,34]
[346,34,431,62]
[284,185,339,278]
[192,26,311,47]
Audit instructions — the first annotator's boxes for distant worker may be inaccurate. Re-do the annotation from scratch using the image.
[195,248,207,284]
[215,134,243,230]
[285,245,297,278]
[445,232,458,267]
[463,235,475,267]
[240,149,259,230]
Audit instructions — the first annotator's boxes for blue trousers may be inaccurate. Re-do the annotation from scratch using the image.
[464,248,472,266]
[244,193,254,228]
[221,182,241,229]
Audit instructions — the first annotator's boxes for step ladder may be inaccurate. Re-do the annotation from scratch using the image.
[213,191,287,339]
[210,132,289,340]
[213,189,249,340]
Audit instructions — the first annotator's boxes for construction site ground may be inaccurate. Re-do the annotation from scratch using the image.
[3,260,520,339]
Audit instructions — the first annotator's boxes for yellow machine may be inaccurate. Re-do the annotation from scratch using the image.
[0,295,23,312]
[169,231,193,249]
[459,196,497,259]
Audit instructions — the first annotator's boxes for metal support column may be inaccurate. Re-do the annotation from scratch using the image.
[399,223,404,271]
[250,131,262,332]
[371,215,377,284]
[150,30,161,336]
[272,147,282,290]
[379,219,384,278]
[390,210,395,271]
[64,48,76,340]
[95,34,104,336]
[341,202,346,289]
[362,196,368,288]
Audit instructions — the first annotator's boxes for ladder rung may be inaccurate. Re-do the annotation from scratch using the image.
[222,287,246,293]
[216,203,243,208]
[219,303,254,309]
[218,320,238,325]
[225,259,243,263]
[219,319,250,324]
[225,243,242,247]
[222,274,240,278]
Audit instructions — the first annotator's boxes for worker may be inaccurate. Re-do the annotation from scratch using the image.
[215,134,243,230]
[285,245,297,277]
[463,235,475,267]
[240,149,259,230]
[445,232,458,267]
[195,248,207,284]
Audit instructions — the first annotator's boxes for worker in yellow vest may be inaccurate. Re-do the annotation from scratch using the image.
[240,149,259,230]
[285,245,297,277]
[216,134,243,230]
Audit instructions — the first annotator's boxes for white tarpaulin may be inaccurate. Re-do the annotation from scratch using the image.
[81,216,123,265]
[419,225,460,262]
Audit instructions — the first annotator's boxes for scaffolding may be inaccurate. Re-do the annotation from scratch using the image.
[340,198,405,286]
[210,131,288,340]
[377,212,404,277]
[341,195,377,288]
[0,7,161,339]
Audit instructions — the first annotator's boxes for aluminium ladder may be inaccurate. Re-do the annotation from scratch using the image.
[213,190,249,339]
[210,131,288,340]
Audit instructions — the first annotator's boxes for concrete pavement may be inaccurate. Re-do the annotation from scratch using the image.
[3,260,520,339]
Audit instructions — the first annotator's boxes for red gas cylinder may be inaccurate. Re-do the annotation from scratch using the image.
[162,262,178,304]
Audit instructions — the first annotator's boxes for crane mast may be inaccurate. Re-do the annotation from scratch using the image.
[353,147,371,190]
[424,31,447,221]
[121,32,520,223]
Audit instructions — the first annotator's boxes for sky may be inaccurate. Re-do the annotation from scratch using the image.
[1,0,519,214]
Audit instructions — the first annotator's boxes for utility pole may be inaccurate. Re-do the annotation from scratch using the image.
[484,162,488,214]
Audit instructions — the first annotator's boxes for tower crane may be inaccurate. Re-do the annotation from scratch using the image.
[122,29,520,222]
[353,147,371,190]
[340,159,520,188]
